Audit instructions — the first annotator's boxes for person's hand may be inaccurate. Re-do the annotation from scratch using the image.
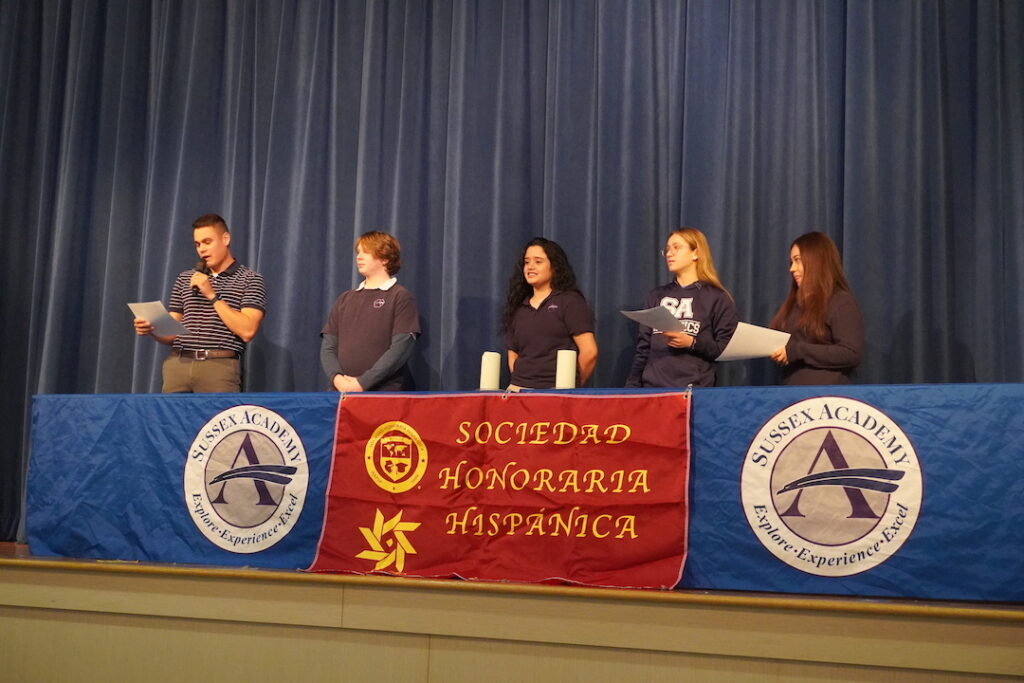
[662,330,694,349]
[334,375,364,392]
[190,271,215,299]
[770,346,788,366]
[133,317,154,336]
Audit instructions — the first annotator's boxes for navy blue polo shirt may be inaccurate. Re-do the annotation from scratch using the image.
[505,289,595,389]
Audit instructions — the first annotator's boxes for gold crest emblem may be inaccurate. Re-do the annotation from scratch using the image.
[379,435,413,481]
[365,421,428,493]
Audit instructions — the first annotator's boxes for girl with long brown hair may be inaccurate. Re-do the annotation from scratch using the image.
[501,237,598,389]
[626,227,738,388]
[769,231,864,384]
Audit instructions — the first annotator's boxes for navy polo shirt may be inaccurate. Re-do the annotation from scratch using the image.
[505,289,594,389]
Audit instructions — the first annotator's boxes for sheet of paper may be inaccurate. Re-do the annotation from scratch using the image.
[128,301,189,337]
[717,322,790,361]
[620,306,685,332]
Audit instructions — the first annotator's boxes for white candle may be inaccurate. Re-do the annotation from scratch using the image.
[479,351,501,391]
[555,349,577,389]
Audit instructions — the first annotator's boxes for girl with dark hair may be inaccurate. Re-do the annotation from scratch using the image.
[626,227,738,388]
[501,237,598,389]
[769,231,864,385]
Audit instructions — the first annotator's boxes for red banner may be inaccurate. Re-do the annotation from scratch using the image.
[308,392,690,588]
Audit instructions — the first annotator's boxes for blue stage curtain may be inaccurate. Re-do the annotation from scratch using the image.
[0,0,1021,540]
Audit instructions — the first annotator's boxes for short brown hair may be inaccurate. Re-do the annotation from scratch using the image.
[356,231,402,276]
[192,214,229,234]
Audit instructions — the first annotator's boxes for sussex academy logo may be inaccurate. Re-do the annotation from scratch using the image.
[740,397,922,576]
[364,420,428,493]
[184,405,308,553]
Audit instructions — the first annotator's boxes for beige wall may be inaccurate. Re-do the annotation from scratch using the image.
[1,560,1021,682]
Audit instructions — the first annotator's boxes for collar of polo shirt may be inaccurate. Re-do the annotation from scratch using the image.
[210,260,240,278]
[357,277,397,291]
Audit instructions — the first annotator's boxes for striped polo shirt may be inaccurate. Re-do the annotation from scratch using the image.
[168,261,267,355]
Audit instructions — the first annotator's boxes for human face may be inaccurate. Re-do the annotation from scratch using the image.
[355,242,389,280]
[663,234,696,276]
[523,245,553,290]
[789,245,804,287]
[194,227,231,272]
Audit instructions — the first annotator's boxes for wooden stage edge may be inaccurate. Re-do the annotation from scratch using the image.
[2,543,1019,623]
[4,543,1023,679]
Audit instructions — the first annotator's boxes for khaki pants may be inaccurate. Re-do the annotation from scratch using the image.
[162,355,241,393]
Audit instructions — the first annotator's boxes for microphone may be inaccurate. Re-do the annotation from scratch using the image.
[191,260,209,294]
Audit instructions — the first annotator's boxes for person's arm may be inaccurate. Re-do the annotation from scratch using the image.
[133,312,182,346]
[136,277,183,345]
[661,330,695,350]
[321,329,370,393]
[320,334,343,387]
[573,332,598,386]
[689,293,739,361]
[335,375,363,392]
[355,333,417,390]
[770,346,789,365]
[770,308,790,365]
[559,291,598,385]
[191,271,264,342]
[786,293,864,370]
[214,302,264,342]
[507,350,519,375]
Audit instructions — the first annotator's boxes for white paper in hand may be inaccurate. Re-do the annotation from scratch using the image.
[717,322,790,361]
[620,306,685,332]
[128,301,189,337]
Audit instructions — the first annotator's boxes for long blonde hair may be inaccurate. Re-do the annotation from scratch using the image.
[669,227,731,298]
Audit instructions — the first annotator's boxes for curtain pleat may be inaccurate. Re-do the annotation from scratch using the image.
[1,0,1022,540]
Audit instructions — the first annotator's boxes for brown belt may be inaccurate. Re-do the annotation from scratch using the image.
[171,348,239,360]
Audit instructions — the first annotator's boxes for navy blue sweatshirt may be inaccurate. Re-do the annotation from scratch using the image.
[625,280,738,388]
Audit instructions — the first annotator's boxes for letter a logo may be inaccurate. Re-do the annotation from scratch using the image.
[778,431,899,520]
[210,433,292,506]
